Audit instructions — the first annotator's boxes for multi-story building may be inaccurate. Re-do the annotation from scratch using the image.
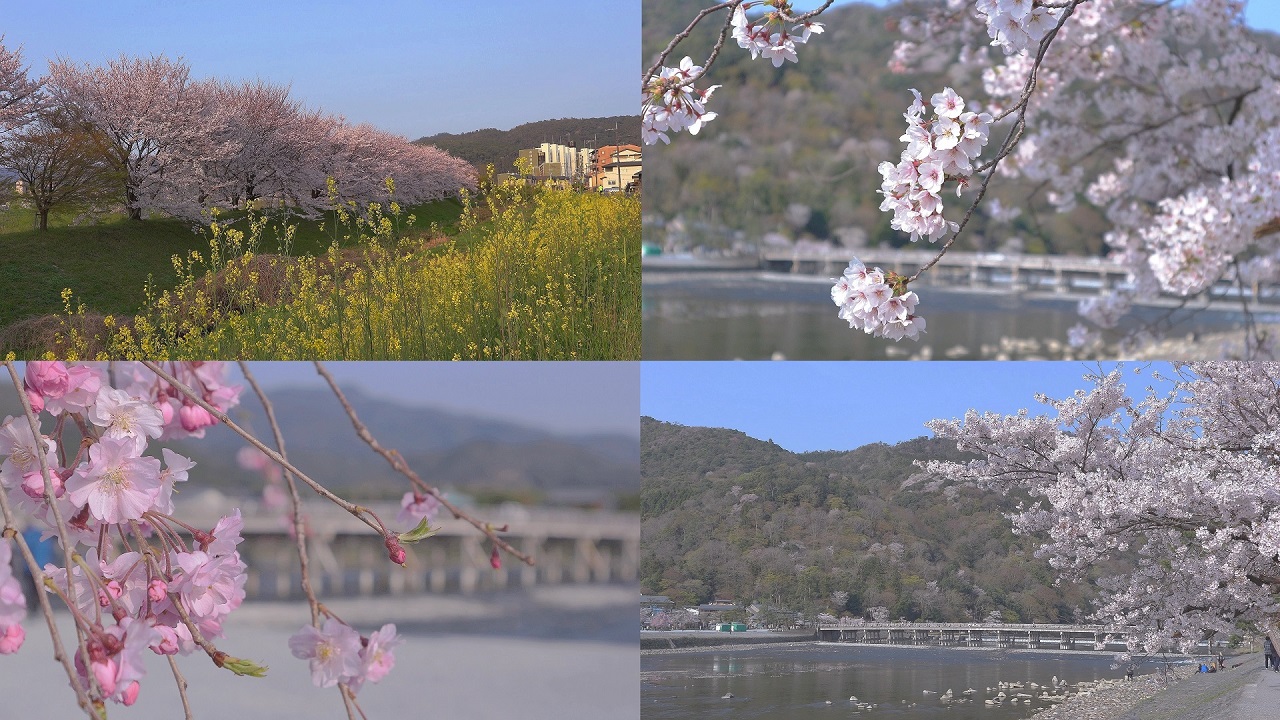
[592,145,642,192]
[539,143,592,182]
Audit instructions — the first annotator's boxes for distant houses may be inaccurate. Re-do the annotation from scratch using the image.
[499,142,641,193]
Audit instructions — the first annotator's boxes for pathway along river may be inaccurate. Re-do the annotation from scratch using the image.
[642,272,1270,360]
[642,643,1171,720]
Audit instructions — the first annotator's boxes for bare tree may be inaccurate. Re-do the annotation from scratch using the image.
[0,108,121,230]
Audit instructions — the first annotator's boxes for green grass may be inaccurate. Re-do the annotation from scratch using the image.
[0,199,464,329]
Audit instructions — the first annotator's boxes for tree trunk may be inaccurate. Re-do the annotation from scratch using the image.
[126,186,142,220]
[38,208,48,231]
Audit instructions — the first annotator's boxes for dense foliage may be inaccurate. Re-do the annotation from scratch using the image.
[641,417,1102,623]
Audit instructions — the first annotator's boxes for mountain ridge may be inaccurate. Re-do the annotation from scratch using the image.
[641,416,1106,624]
[413,115,640,174]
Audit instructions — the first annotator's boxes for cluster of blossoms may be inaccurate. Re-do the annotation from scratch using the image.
[0,361,249,706]
[974,0,1060,54]
[289,618,402,692]
[830,259,927,340]
[641,2,823,146]
[730,2,825,68]
[878,87,993,243]
[1,361,412,707]
[925,364,1280,654]
[641,57,720,146]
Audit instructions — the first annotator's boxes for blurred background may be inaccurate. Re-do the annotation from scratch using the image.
[0,361,639,719]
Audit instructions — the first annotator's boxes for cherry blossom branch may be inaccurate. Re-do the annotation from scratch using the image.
[237,362,320,626]
[644,2,741,84]
[3,361,101,715]
[4,362,84,611]
[908,2,1082,283]
[0,526,101,718]
[240,365,366,720]
[311,362,534,567]
[166,655,193,720]
[139,362,392,540]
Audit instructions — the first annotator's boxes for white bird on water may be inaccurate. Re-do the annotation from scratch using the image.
[722,693,734,699]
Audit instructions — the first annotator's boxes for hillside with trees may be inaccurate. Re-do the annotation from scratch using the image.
[413,116,640,175]
[641,416,1107,624]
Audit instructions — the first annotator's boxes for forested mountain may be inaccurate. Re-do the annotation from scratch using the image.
[641,417,1106,624]
[413,116,640,175]
[0,387,639,506]
[642,1,1280,256]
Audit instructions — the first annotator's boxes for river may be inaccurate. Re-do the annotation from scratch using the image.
[643,272,1268,360]
[642,643,1163,719]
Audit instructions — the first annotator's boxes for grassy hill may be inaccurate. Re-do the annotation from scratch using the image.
[641,416,1110,623]
[413,116,640,175]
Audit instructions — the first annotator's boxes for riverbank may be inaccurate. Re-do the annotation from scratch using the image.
[1031,663,1280,720]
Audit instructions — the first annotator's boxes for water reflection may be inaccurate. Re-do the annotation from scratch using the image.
[642,272,1261,360]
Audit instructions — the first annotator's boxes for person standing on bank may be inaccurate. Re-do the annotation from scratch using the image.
[1265,636,1276,670]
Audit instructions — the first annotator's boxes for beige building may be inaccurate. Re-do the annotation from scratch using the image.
[592,145,642,191]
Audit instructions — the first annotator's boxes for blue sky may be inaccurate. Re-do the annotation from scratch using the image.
[791,0,1280,32]
[2,0,639,139]
[641,362,1172,452]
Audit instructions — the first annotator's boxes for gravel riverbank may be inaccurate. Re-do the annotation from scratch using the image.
[1031,662,1279,720]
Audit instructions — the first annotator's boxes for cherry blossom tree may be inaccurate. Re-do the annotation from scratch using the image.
[0,39,42,134]
[320,122,477,209]
[46,55,223,222]
[0,361,532,719]
[648,0,1280,356]
[921,362,1280,653]
[200,79,319,212]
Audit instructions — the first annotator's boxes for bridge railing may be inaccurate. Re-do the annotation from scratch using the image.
[170,496,639,599]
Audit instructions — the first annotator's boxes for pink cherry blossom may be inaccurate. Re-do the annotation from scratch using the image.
[0,623,24,654]
[830,259,927,341]
[347,624,403,695]
[925,363,1280,654]
[65,437,163,524]
[289,618,364,688]
[88,387,165,441]
[397,491,441,527]
[0,415,58,493]
[29,363,104,416]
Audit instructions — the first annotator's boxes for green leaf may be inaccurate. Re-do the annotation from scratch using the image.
[222,656,269,677]
[398,518,439,544]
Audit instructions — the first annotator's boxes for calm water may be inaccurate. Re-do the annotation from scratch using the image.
[643,644,1146,719]
[643,272,1261,360]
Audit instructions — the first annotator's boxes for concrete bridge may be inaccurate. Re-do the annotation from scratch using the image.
[757,247,1280,305]
[816,622,1133,651]
[174,495,639,600]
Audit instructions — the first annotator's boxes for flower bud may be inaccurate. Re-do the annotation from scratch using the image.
[0,624,24,654]
[385,537,406,566]
[490,547,502,570]
[119,680,140,706]
[148,579,168,603]
[92,658,118,695]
